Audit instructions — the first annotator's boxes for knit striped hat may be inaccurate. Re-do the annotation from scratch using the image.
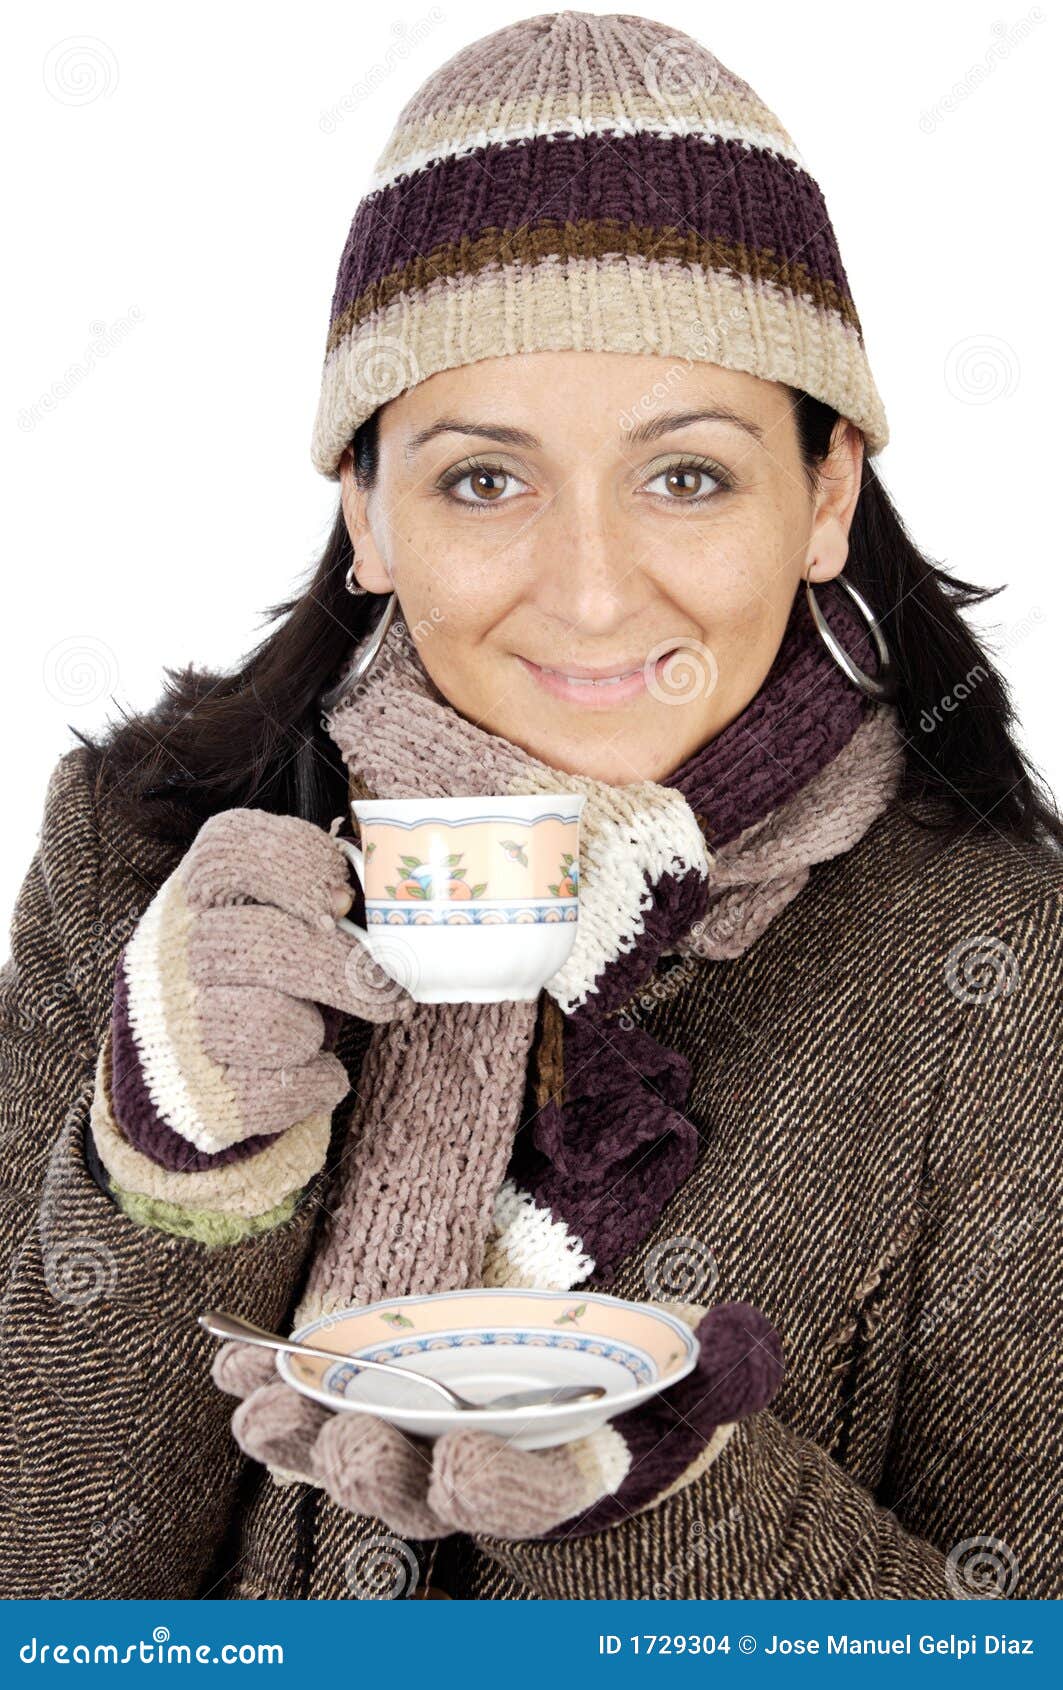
[310,10,888,479]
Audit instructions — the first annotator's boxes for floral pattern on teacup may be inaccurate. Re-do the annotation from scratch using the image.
[359,812,581,903]
[383,851,487,902]
[547,853,579,898]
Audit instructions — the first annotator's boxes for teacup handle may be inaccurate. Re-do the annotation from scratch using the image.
[333,836,372,947]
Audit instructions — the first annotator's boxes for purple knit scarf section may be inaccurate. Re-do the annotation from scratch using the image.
[503,583,876,1284]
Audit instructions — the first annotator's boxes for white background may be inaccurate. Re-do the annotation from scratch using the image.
[3,0,1059,930]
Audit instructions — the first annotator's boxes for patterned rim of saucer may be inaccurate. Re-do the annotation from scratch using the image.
[277,1288,699,1422]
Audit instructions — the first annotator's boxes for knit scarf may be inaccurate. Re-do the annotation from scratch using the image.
[294,586,903,1328]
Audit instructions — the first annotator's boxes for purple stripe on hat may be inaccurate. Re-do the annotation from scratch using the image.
[327,132,854,330]
[109,951,283,1173]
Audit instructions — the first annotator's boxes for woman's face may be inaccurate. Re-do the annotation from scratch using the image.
[340,350,863,783]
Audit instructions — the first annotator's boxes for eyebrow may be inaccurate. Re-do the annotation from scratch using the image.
[403,406,764,459]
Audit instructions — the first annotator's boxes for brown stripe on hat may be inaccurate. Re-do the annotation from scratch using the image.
[326,218,864,361]
[312,254,888,477]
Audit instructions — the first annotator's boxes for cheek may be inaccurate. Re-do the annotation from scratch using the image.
[665,548,781,640]
[391,529,516,621]
[675,501,807,623]
[666,519,803,703]
[387,534,516,696]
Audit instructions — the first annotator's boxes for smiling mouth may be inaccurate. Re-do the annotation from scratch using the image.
[520,642,679,682]
[517,647,683,704]
[537,665,641,687]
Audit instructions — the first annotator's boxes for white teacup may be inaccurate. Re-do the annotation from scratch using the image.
[335,793,586,1003]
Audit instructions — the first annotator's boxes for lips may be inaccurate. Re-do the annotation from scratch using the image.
[538,666,641,687]
[535,659,644,682]
[525,646,682,680]
[518,647,682,708]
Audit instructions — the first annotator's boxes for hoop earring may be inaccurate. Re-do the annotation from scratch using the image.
[344,558,366,595]
[804,571,897,702]
[319,575,398,714]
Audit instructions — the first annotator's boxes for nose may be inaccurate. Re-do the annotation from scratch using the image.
[526,480,644,639]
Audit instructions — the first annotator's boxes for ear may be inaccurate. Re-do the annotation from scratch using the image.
[803,420,865,586]
[338,448,393,595]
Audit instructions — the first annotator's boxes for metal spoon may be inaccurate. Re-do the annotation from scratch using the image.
[199,1311,607,1413]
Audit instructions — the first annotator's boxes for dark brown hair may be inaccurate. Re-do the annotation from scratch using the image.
[74,395,1062,852]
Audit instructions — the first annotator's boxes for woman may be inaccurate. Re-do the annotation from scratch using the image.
[2,12,1060,1601]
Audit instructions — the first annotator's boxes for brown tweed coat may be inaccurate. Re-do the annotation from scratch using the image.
[1,746,1060,1599]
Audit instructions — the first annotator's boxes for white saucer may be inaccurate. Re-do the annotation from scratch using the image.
[279,1287,699,1450]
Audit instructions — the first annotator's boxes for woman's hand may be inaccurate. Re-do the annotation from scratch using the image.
[92,807,416,1220]
[213,1300,784,1542]
[178,806,417,1028]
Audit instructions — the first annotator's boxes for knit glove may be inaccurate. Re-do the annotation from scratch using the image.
[88,807,415,1236]
[212,1300,783,1540]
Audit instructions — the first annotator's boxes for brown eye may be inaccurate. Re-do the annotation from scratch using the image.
[468,469,507,501]
[439,462,530,507]
[642,461,731,504]
[664,468,703,498]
